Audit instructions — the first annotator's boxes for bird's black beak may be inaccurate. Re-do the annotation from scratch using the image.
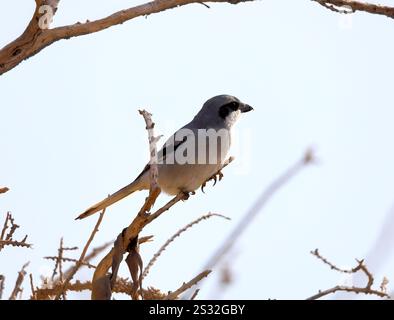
[240,103,254,113]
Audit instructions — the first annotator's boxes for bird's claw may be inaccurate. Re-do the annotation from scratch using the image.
[181,191,194,201]
[201,170,224,193]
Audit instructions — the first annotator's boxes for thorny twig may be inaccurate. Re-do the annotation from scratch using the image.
[44,256,97,270]
[83,241,114,264]
[307,249,390,300]
[62,246,79,251]
[190,289,200,300]
[201,149,315,274]
[0,212,11,242]
[55,210,105,300]
[51,238,65,282]
[143,213,230,280]
[0,240,32,249]
[178,149,314,298]
[35,280,93,300]
[0,213,31,251]
[60,240,114,280]
[9,262,29,300]
[5,216,19,243]
[29,274,36,300]
[164,270,211,300]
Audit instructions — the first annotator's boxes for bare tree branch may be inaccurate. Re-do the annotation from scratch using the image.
[58,240,115,281]
[307,249,390,300]
[9,262,29,300]
[0,240,32,249]
[83,241,114,264]
[176,149,315,298]
[55,210,105,300]
[35,280,92,300]
[3,213,19,242]
[164,270,211,300]
[0,0,254,75]
[312,0,394,18]
[29,274,36,300]
[2,1,394,75]
[0,213,11,242]
[142,213,230,280]
[44,256,97,270]
[203,149,315,271]
[0,213,32,251]
[51,238,64,282]
[190,288,200,300]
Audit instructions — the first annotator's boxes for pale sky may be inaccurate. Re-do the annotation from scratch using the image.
[1,0,394,299]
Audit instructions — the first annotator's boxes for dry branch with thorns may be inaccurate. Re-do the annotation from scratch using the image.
[9,262,29,300]
[0,212,32,251]
[54,210,105,300]
[164,270,212,300]
[307,249,390,300]
[142,212,230,280]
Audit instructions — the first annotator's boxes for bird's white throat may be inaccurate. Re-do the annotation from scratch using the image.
[225,109,241,128]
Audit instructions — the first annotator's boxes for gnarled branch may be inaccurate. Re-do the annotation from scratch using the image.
[0,0,253,75]
[3,1,394,76]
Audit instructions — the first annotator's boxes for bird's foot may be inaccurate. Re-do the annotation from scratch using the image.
[201,170,224,193]
[181,191,195,201]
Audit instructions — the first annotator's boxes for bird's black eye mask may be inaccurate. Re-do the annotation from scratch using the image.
[218,101,239,119]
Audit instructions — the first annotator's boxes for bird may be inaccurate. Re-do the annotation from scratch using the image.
[76,94,253,220]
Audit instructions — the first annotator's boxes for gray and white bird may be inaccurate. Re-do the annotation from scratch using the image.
[76,95,253,220]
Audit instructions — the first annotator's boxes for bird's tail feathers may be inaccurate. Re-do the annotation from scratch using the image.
[76,180,141,220]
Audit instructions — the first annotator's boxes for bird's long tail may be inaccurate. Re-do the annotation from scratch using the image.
[76,180,141,220]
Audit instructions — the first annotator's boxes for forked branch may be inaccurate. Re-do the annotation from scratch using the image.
[2,1,394,76]
[307,249,390,300]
